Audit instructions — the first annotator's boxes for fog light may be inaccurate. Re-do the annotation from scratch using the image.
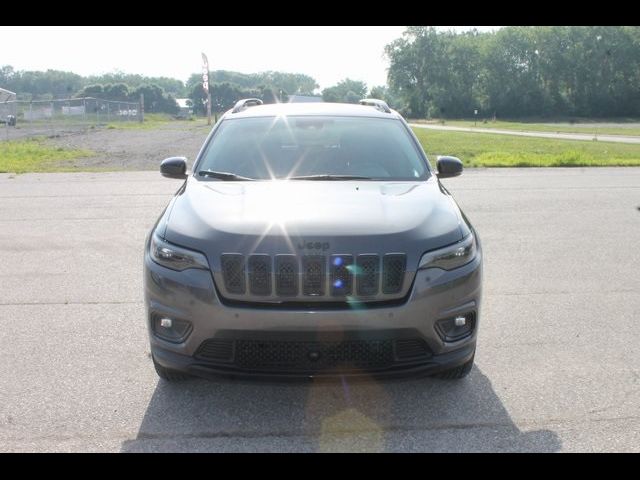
[435,312,476,342]
[152,315,192,343]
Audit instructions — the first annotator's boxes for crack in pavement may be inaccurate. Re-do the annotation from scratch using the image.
[3,413,640,445]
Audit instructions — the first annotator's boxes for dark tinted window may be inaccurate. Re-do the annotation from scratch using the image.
[197,116,429,180]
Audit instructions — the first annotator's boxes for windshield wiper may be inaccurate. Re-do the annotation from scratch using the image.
[289,174,373,181]
[198,170,255,181]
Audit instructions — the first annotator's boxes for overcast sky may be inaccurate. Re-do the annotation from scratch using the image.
[2,26,503,90]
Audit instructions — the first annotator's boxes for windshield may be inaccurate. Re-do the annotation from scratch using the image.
[196,116,430,180]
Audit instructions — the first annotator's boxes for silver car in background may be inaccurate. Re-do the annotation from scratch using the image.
[144,99,482,381]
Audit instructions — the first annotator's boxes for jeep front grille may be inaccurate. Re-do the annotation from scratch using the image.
[382,254,407,294]
[275,254,298,296]
[220,252,407,299]
[248,254,271,295]
[330,254,354,296]
[221,254,245,294]
[357,254,380,296]
[302,255,325,296]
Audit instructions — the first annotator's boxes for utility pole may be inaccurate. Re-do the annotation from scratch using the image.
[202,52,212,125]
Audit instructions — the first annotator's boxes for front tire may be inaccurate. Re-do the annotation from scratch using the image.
[435,353,475,380]
[153,356,191,381]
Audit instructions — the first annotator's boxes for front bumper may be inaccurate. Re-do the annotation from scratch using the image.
[144,247,482,379]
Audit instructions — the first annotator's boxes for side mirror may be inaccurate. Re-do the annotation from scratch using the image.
[160,157,188,179]
[436,156,463,178]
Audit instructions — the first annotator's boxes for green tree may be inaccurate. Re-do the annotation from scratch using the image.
[103,83,130,101]
[76,84,104,98]
[321,79,368,103]
[368,85,405,111]
[186,70,318,98]
[188,81,260,115]
[87,71,186,97]
[386,26,640,118]
[130,84,178,114]
[3,68,84,100]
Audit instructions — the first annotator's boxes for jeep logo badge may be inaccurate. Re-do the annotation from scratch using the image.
[297,240,330,251]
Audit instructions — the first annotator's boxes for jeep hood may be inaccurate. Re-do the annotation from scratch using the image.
[162,178,469,271]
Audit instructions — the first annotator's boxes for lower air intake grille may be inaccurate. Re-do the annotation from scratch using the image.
[382,254,406,294]
[235,339,394,371]
[394,338,431,360]
[221,254,245,294]
[195,339,234,362]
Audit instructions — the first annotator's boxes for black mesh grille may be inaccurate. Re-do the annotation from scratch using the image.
[382,254,406,294]
[275,255,298,296]
[195,339,234,362]
[235,339,393,371]
[394,338,431,360]
[220,252,406,300]
[357,254,380,296]
[221,254,245,294]
[248,254,272,295]
[330,254,354,296]
[302,256,325,295]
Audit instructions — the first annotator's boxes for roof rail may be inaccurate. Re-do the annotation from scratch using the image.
[232,98,264,113]
[359,98,391,113]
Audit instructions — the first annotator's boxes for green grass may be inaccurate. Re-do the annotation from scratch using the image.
[105,113,184,130]
[0,139,95,173]
[411,118,640,136]
[412,128,640,167]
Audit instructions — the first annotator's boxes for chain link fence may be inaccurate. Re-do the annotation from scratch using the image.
[1,97,141,140]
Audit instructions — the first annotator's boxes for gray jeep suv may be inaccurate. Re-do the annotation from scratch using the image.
[144,98,482,381]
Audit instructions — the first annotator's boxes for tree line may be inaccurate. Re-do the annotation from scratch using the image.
[384,26,640,119]
[0,64,378,116]
[6,26,637,119]
[185,70,320,115]
[0,66,184,114]
[0,66,327,115]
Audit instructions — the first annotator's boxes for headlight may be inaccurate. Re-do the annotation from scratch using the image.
[418,234,477,271]
[149,231,209,271]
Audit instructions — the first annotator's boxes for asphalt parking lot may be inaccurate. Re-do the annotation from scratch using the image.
[1,167,639,452]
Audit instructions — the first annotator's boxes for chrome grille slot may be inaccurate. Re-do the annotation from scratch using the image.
[357,254,380,296]
[275,255,298,296]
[221,254,245,294]
[302,255,325,296]
[382,254,406,294]
[248,254,272,295]
[330,254,354,296]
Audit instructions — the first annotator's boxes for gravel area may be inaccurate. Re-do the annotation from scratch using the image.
[51,122,211,170]
[4,121,212,171]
